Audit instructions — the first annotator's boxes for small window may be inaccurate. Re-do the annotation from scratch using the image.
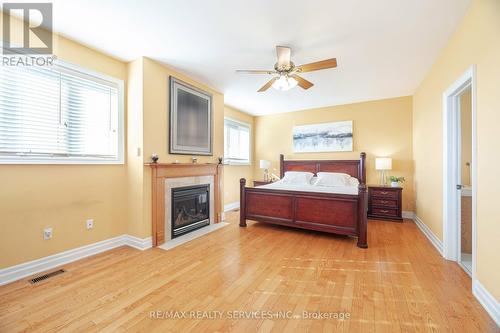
[0,61,124,164]
[224,118,250,165]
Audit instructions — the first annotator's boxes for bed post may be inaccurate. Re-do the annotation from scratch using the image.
[279,154,284,178]
[239,178,247,227]
[357,152,368,248]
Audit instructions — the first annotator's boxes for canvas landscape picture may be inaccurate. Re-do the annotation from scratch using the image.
[293,121,353,152]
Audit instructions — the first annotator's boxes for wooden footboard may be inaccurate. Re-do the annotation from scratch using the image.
[239,152,368,248]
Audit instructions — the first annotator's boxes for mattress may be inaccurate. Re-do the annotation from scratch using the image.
[256,181,359,195]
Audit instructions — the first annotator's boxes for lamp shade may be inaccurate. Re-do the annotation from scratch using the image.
[375,157,392,170]
[259,160,271,169]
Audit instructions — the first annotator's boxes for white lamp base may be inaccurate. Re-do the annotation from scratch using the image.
[379,170,387,185]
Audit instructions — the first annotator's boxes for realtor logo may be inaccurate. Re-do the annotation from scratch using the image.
[2,3,53,54]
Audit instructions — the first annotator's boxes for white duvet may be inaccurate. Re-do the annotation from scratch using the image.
[256,181,359,195]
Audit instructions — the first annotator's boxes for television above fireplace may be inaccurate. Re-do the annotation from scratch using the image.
[169,77,213,156]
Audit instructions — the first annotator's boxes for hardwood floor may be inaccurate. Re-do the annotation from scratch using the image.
[0,212,497,332]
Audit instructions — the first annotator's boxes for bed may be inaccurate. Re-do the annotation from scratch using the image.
[239,152,368,248]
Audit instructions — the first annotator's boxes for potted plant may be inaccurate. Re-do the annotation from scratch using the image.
[389,176,405,187]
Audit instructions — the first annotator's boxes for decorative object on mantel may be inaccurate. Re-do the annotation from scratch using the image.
[218,156,223,165]
[174,160,179,164]
[169,77,213,156]
[191,156,198,164]
[259,160,271,181]
[293,121,353,153]
[375,157,392,185]
[389,176,405,187]
[151,153,159,163]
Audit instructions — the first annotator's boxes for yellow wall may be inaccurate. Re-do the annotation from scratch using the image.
[254,96,414,211]
[223,106,255,207]
[128,57,225,238]
[460,88,472,186]
[0,13,129,268]
[413,0,500,298]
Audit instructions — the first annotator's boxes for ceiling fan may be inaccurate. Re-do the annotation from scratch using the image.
[236,46,337,92]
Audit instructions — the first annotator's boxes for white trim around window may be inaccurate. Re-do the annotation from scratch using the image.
[224,117,251,166]
[0,60,125,165]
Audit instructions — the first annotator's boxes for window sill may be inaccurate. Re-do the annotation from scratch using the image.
[0,157,124,165]
[224,161,251,166]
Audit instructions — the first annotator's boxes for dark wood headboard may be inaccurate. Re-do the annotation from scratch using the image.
[279,152,366,184]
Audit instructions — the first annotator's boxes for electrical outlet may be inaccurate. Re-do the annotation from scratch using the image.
[43,227,52,240]
[86,219,94,230]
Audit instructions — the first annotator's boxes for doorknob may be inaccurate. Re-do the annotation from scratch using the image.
[456,184,463,190]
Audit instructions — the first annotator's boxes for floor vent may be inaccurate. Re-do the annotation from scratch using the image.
[29,269,66,284]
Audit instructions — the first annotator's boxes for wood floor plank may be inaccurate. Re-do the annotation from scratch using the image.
[0,212,497,333]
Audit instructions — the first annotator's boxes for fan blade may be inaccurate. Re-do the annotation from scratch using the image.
[276,46,291,69]
[258,77,278,92]
[292,75,314,90]
[296,58,337,73]
[236,69,275,75]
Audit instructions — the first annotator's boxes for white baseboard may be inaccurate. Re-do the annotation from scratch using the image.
[124,235,153,251]
[402,211,415,219]
[413,215,443,256]
[224,201,240,212]
[0,234,152,286]
[473,279,500,327]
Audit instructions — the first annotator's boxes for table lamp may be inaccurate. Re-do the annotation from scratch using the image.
[375,157,392,185]
[260,160,271,181]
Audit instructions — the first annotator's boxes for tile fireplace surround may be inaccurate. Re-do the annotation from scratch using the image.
[147,163,223,246]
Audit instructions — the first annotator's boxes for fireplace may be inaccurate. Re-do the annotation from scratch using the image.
[171,184,210,238]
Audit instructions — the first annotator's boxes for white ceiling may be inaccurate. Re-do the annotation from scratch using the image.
[40,0,470,115]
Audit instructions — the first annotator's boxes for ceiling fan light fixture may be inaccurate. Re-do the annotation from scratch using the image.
[272,75,298,91]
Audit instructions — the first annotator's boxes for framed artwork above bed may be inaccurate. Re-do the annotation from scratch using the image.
[169,77,213,155]
[293,120,353,153]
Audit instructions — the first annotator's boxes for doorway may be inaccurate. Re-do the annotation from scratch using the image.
[458,87,472,275]
[443,66,476,279]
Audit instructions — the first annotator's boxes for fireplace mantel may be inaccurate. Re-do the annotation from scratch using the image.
[147,163,223,246]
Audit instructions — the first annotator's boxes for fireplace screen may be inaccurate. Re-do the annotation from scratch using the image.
[171,184,210,238]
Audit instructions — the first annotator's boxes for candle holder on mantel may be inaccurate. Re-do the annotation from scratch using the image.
[151,153,159,163]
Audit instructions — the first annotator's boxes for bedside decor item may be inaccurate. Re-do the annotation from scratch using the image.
[389,176,405,187]
[293,121,353,153]
[151,153,159,163]
[259,160,271,181]
[375,157,392,185]
[368,185,403,221]
[169,77,212,155]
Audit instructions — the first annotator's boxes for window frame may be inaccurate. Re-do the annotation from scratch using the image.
[0,59,125,165]
[224,117,251,166]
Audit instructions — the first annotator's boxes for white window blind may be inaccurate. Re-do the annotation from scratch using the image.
[0,62,123,163]
[224,118,250,164]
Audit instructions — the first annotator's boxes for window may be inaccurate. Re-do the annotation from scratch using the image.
[0,61,124,164]
[224,118,250,165]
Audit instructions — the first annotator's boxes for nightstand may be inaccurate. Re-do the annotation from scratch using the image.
[253,180,272,187]
[368,185,403,221]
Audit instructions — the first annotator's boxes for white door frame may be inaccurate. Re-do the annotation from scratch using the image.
[442,65,477,280]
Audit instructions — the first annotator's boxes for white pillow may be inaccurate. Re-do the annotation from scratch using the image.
[280,171,314,185]
[347,177,360,187]
[315,172,352,187]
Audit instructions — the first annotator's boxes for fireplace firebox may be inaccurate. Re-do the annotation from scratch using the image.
[171,184,210,238]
